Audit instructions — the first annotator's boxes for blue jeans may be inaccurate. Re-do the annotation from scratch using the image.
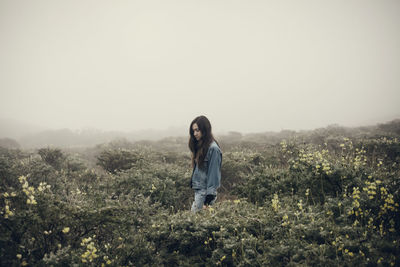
[191,189,217,213]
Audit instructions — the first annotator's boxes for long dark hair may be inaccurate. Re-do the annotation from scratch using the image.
[188,115,220,169]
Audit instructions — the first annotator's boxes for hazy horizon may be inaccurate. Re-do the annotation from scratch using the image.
[1,0,400,135]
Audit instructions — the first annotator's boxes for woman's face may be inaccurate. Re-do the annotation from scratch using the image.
[192,123,202,141]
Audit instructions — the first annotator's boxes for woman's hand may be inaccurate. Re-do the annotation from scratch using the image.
[204,194,215,205]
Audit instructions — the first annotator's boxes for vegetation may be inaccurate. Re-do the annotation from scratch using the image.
[1,120,399,266]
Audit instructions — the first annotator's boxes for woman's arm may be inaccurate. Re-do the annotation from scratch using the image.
[206,146,222,196]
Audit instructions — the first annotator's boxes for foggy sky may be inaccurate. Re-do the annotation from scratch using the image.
[1,0,399,135]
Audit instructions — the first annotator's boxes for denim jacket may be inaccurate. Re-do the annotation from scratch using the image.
[191,141,222,195]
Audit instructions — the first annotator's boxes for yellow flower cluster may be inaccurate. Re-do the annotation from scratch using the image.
[3,201,13,218]
[271,193,280,212]
[297,199,303,211]
[292,148,333,175]
[333,235,361,258]
[18,176,51,205]
[150,183,157,193]
[344,174,399,238]
[363,181,377,200]
[352,187,360,208]
[347,187,363,217]
[80,236,99,263]
[353,148,367,169]
[204,237,212,245]
[377,137,398,145]
[281,214,289,227]
[332,236,345,252]
[343,248,354,257]
[38,182,51,192]
[280,140,287,152]
[298,150,314,164]
[2,192,17,218]
[379,192,398,217]
[101,255,112,266]
[367,217,376,230]
[19,176,37,205]
[340,138,353,151]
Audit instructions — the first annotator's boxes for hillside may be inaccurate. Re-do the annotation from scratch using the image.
[0,119,399,266]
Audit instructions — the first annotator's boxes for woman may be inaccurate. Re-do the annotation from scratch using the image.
[189,115,222,212]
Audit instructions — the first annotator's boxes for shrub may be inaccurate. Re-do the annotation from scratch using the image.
[96,149,142,174]
[38,148,65,170]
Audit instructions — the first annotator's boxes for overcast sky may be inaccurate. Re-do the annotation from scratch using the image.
[1,0,399,134]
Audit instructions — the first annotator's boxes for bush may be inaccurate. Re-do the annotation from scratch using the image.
[96,149,142,174]
[38,148,65,170]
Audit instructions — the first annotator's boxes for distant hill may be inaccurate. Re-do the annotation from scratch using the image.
[16,126,188,148]
[1,117,399,148]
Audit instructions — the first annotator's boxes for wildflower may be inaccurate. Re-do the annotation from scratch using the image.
[281,214,289,226]
[297,199,303,211]
[150,184,156,193]
[16,254,22,259]
[271,193,280,212]
[62,227,70,234]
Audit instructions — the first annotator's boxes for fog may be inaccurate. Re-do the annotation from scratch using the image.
[1,0,400,137]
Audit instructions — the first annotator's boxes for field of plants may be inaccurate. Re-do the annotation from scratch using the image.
[1,121,399,266]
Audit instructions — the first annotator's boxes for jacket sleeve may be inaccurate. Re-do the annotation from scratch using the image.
[206,146,222,195]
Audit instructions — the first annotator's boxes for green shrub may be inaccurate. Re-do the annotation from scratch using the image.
[96,149,142,174]
[38,147,65,170]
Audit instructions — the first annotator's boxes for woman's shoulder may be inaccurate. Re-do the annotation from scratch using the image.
[209,141,221,153]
